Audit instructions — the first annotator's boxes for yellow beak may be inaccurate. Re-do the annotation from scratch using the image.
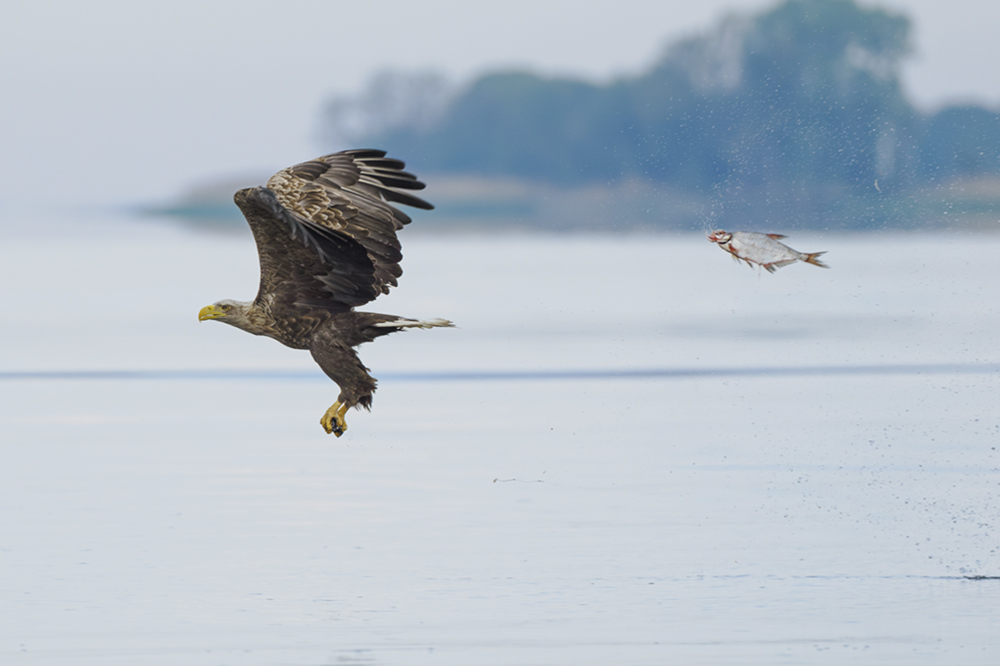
[198,304,225,322]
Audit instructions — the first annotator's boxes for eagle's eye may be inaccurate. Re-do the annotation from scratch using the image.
[221,304,232,311]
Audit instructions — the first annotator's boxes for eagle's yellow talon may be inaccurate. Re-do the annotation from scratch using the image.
[320,401,349,436]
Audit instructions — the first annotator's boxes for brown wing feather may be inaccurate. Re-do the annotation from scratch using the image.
[266,149,433,295]
[234,187,379,314]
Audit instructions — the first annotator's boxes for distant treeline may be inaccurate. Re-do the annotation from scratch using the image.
[324,0,1000,229]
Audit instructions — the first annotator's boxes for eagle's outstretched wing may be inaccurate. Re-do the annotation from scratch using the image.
[233,149,433,313]
[266,149,433,296]
[234,186,379,313]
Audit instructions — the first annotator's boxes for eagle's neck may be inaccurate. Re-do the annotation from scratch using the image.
[227,300,325,350]
[242,302,278,335]
[219,301,277,337]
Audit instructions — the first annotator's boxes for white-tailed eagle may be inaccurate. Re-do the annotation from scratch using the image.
[198,149,452,436]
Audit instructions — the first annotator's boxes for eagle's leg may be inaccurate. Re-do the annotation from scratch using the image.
[320,401,350,437]
[311,330,385,437]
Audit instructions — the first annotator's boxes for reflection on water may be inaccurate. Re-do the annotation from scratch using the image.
[1,217,999,664]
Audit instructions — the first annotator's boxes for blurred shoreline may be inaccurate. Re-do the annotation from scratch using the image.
[142,172,1000,233]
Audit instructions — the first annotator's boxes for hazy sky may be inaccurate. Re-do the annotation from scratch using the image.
[2,0,999,208]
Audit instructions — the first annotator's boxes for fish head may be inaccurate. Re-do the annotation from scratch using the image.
[708,230,732,244]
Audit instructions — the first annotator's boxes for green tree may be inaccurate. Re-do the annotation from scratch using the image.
[919,106,1000,180]
[384,72,625,184]
[332,0,1000,228]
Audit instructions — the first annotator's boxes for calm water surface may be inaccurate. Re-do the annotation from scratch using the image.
[1,215,998,664]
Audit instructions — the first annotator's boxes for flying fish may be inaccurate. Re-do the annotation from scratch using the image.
[708,230,828,273]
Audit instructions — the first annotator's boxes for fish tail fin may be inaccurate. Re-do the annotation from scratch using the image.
[803,252,829,269]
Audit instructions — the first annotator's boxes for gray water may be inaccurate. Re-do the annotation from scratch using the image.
[1,216,998,664]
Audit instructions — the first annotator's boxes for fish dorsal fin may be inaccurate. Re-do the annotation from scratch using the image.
[766,233,787,240]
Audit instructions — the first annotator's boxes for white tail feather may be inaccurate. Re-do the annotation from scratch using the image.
[372,318,454,329]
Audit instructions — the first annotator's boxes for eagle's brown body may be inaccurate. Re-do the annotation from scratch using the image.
[199,150,452,435]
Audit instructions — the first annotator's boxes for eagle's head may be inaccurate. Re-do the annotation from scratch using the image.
[198,299,254,331]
